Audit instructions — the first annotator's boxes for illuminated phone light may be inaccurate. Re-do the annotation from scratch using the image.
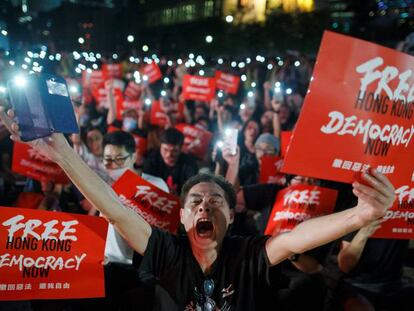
[167,60,173,66]
[240,103,246,110]
[251,82,256,88]
[27,51,33,58]
[142,75,149,81]
[69,86,79,94]
[274,87,281,93]
[49,55,54,61]
[92,64,98,70]
[217,91,224,98]
[75,68,82,74]
[127,35,134,43]
[238,62,245,69]
[129,56,135,62]
[310,76,314,81]
[0,86,7,93]
[217,58,223,64]
[205,35,213,44]
[231,61,237,68]
[246,57,251,64]
[241,74,247,82]
[21,64,28,70]
[86,68,92,73]
[225,15,233,23]
[286,88,293,95]
[142,45,149,52]
[247,91,254,98]
[294,61,300,67]
[96,53,101,59]
[155,58,160,64]
[112,53,118,60]
[55,53,61,61]
[189,53,194,59]
[278,60,284,66]
[161,90,167,97]
[224,128,233,136]
[1,30,8,36]
[267,64,273,70]
[135,58,140,63]
[78,37,85,44]
[275,81,281,87]
[14,75,27,87]
[144,98,152,106]
[177,58,183,64]
[199,70,205,76]
[184,62,190,68]
[216,141,224,149]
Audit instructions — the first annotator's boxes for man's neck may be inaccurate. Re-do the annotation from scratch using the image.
[191,245,220,275]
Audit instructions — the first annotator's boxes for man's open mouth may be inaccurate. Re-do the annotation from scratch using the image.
[196,218,214,237]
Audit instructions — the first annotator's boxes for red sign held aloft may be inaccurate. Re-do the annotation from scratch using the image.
[175,123,213,159]
[0,206,108,300]
[150,100,185,127]
[372,183,414,239]
[102,63,123,80]
[141,62,162,84]
[12,143,69,184]
[259,155,286,185]
[112,170,181,233]
[280,131,293,159]
[215,71,240,95]
[264,184,338,235]
[282,31,414,186]
[182,74,216,102]
[82,70,104,93]
[124,81,142,100]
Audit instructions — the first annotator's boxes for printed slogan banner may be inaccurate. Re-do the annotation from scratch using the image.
[372,183,414,239]
[150,100,185,127]
[82,70,104,93]
[0,206,108,300]
[259,155,286,185]
[182,75,216,102]
[102,63,123,80]
[264,185,338,235]
[175,123,213,159]
[112,170,181,233]
[282,31,414,185]
[12,143,69,184]
[141,62,162,84]
[215,71,240,95]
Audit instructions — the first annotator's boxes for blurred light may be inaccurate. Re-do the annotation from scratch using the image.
[217,58,224,64]
[82,52,88,58]
[96,53,101,59]
[274,87,281,93]
[55,53,61,61]
[33,53,39,58]
[205,35,213,43]
[286,88,293,95]
[167,60,173,66]
[267,64,273,70]
[231,61,237,68]
[142,75,149,81]
[92,64,98,69]
[310,76,314,81]
[86,68,92,73]
[14,75,27,87]
[217,91,224,98]
[142,45,149,52]
[133,71,141,83]
[9,60,15,66]
[69,86,79,94]
[177,58,182,64]
[294,61,300,67]
[89,52,94,57]
[134,58,140,63]
[48,55,54,61]
[241,74,247,82]
[275,81,281,87]
[127,35,134,42]
[39,51,46,59]
[151,54,157,59]
[240,103,246,110]
[129,56,135,62]
[216,140,224,149]
[246,57,251,64]
[27,51,33,58]
[251,82,256,88]
[247,91,254,97]
[225,15,234,23]
[21,64,28,70]
[73,51,81,60]
[75,68,82,74]
[144,98,152,106]
[22,3,28,13]
[278,60,284,66]
[199,70,205,76]
[163,77,170,83]
[224,128,233,136]
[24,57,31,63]
[0,86,7,93]
[33,62,39,67]
[160,90,167,97]
[238,62,245,68]
[78,37,85,44]
[112,53,118,59]
[189,53,194,59]
[1,30,7,36]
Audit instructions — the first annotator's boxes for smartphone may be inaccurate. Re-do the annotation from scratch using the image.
[7,73,79,141]
[223,128,238,156]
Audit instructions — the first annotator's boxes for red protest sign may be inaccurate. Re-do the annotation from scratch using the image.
[112,170,181,233]
[282,31,414,186]
[215,71,240,95]
[280,131,293,158]
[124,81,142,100]
[182,75,216,102]
[102,63,123,80]
[0,206,108,300]
[82,70,104,92]
[259,155,286,185]
[92,87,123,113]
[12,143,69,184]
[175,123,213,159]
[372,183,414,239]
[150,100,185,127]
[264,185,338,235]
[141,62,162,84]
[107,126,148,158]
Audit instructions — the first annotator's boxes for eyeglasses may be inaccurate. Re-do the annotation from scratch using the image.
[202,279,216,311]
[103,154,131,166]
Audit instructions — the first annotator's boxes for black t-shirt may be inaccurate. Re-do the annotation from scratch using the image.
[142,151,198,194]
[342,237,409,285]
[139,228,281,311]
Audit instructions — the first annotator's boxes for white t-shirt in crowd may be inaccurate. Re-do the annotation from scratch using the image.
[104,172,169,265]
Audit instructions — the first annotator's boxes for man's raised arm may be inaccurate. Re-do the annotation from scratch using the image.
[0,106,152,255]
[265,169,395,266]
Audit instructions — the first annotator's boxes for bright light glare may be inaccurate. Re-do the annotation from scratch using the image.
[144,98,152,106]
[78,37,85,44]
[0,86,7,93]
[205,35,213,43]
[14,75,27,87]
[127,35,134,42]
[160,90,167,97]
[142,45,149,52]
[163,77,170,83]
[286,88,293,95]
[225,15,234,23]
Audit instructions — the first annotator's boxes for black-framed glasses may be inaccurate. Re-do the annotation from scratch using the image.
[103,154,131,166]
[202,279,216,311]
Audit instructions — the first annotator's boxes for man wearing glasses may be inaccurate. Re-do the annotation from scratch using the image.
[0,107,396,310]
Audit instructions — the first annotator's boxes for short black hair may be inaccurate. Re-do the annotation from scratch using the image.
[180,173,236,210]
[160,128,184,146]
[103,131,136,154]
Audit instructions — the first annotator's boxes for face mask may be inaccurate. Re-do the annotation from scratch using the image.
[106,167,128,182]
[123,117,137,132]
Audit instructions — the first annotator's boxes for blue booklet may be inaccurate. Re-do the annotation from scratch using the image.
[7,73,79,141]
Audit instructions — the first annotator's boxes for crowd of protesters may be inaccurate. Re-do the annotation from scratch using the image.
[0,42,413,311]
